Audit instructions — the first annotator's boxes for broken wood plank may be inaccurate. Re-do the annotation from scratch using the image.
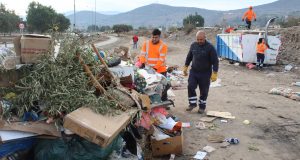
[206,111,235,119]
[200,116,217,122]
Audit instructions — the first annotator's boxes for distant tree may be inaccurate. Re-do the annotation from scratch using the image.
[183,12,204,28]
[54,13,70,32]
[138,26,147,30]
[99,25,111,32]
[27,2,70,33]
[112,24,133,35]
[0,3,20,35]
[26,2,56,32]
[87,25,100,32]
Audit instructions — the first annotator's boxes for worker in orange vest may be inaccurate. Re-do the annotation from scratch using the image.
[139,29,170,101]
[242,6,257,29]
[139,28,168,75]
[256,38,269,69]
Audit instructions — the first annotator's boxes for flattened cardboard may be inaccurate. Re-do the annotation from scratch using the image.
[139,94,151,110]
[0,120,61,137]
[63,107,137,147]
[151,131,183,156]
[0,130,37,142]
[206,111,235,119]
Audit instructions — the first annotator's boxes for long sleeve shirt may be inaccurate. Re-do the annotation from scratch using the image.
[185,41,219,73]
[243,10,256,21]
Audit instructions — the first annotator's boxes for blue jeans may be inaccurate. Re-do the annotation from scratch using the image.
[133,42,137,49]
[256,53,265,68]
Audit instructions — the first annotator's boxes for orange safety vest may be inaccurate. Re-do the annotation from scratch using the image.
[243,10,256,21]
[139,40,168,73]
[256,42,268,54]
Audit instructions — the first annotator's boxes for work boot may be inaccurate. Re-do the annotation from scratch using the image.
[186,105,197,111]
[198,108,205,114]
[198,102,206,114]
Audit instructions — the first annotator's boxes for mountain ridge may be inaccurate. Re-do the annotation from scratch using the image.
[67,0,300,28]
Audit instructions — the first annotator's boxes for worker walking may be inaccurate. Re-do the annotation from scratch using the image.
[183,31,219,114]
[133,34,139,49]
[256,38,269,69]
[242,6,257,29]
[139,28,170,101]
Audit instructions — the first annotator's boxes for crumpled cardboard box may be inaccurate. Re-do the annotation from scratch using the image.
[63,107,137,147]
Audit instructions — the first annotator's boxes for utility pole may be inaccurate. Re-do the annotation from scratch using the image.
[74,0,76,31]
[94,0,96,32]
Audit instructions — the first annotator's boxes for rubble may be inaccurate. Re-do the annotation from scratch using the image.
[269,87,300,101]
[278,26,300,65]
[203,146,216,153]
[193,151,207,160]
[1,35,140,160]
[1,33,184,159]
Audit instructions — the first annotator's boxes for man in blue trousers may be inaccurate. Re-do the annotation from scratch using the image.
[183,31,219,114]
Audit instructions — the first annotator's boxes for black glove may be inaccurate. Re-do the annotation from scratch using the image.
[242,19,244,21]
[141,63,145,69]
[254,18,257,21]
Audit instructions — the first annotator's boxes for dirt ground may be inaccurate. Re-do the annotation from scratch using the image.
[101,31,300,160]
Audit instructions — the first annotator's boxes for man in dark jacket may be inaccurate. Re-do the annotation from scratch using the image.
[183,31,219,114]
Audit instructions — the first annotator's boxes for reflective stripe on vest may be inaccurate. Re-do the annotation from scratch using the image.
[146,40,149,61]
[148,58,159,61]
[145,40,164,62]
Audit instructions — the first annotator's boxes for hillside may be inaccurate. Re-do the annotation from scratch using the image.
[67,0,300,28]
[67,11,110,29]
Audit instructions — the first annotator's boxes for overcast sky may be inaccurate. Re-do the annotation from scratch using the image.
[1,0,278,16]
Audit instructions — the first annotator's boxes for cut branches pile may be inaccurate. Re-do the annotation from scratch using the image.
[1,35,130,119]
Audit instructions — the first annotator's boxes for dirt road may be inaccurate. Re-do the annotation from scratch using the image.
[166,37,300,160]
[102,34,300,160]
[94,35,119,47]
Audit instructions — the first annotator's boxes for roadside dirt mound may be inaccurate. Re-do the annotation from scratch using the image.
[278,26,300,65]
[167,28,221,46]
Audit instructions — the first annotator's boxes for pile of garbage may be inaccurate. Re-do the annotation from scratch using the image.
[0,34,141,159]
[278,26,300,65]
[167,28,221,46]
[269,87,300,101]
[0,33,185,159]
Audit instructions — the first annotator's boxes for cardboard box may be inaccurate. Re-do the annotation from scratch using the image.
[13,36,21,56]
[151,131,183,156]
[15,34,52,64]
[63,107,137,147]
